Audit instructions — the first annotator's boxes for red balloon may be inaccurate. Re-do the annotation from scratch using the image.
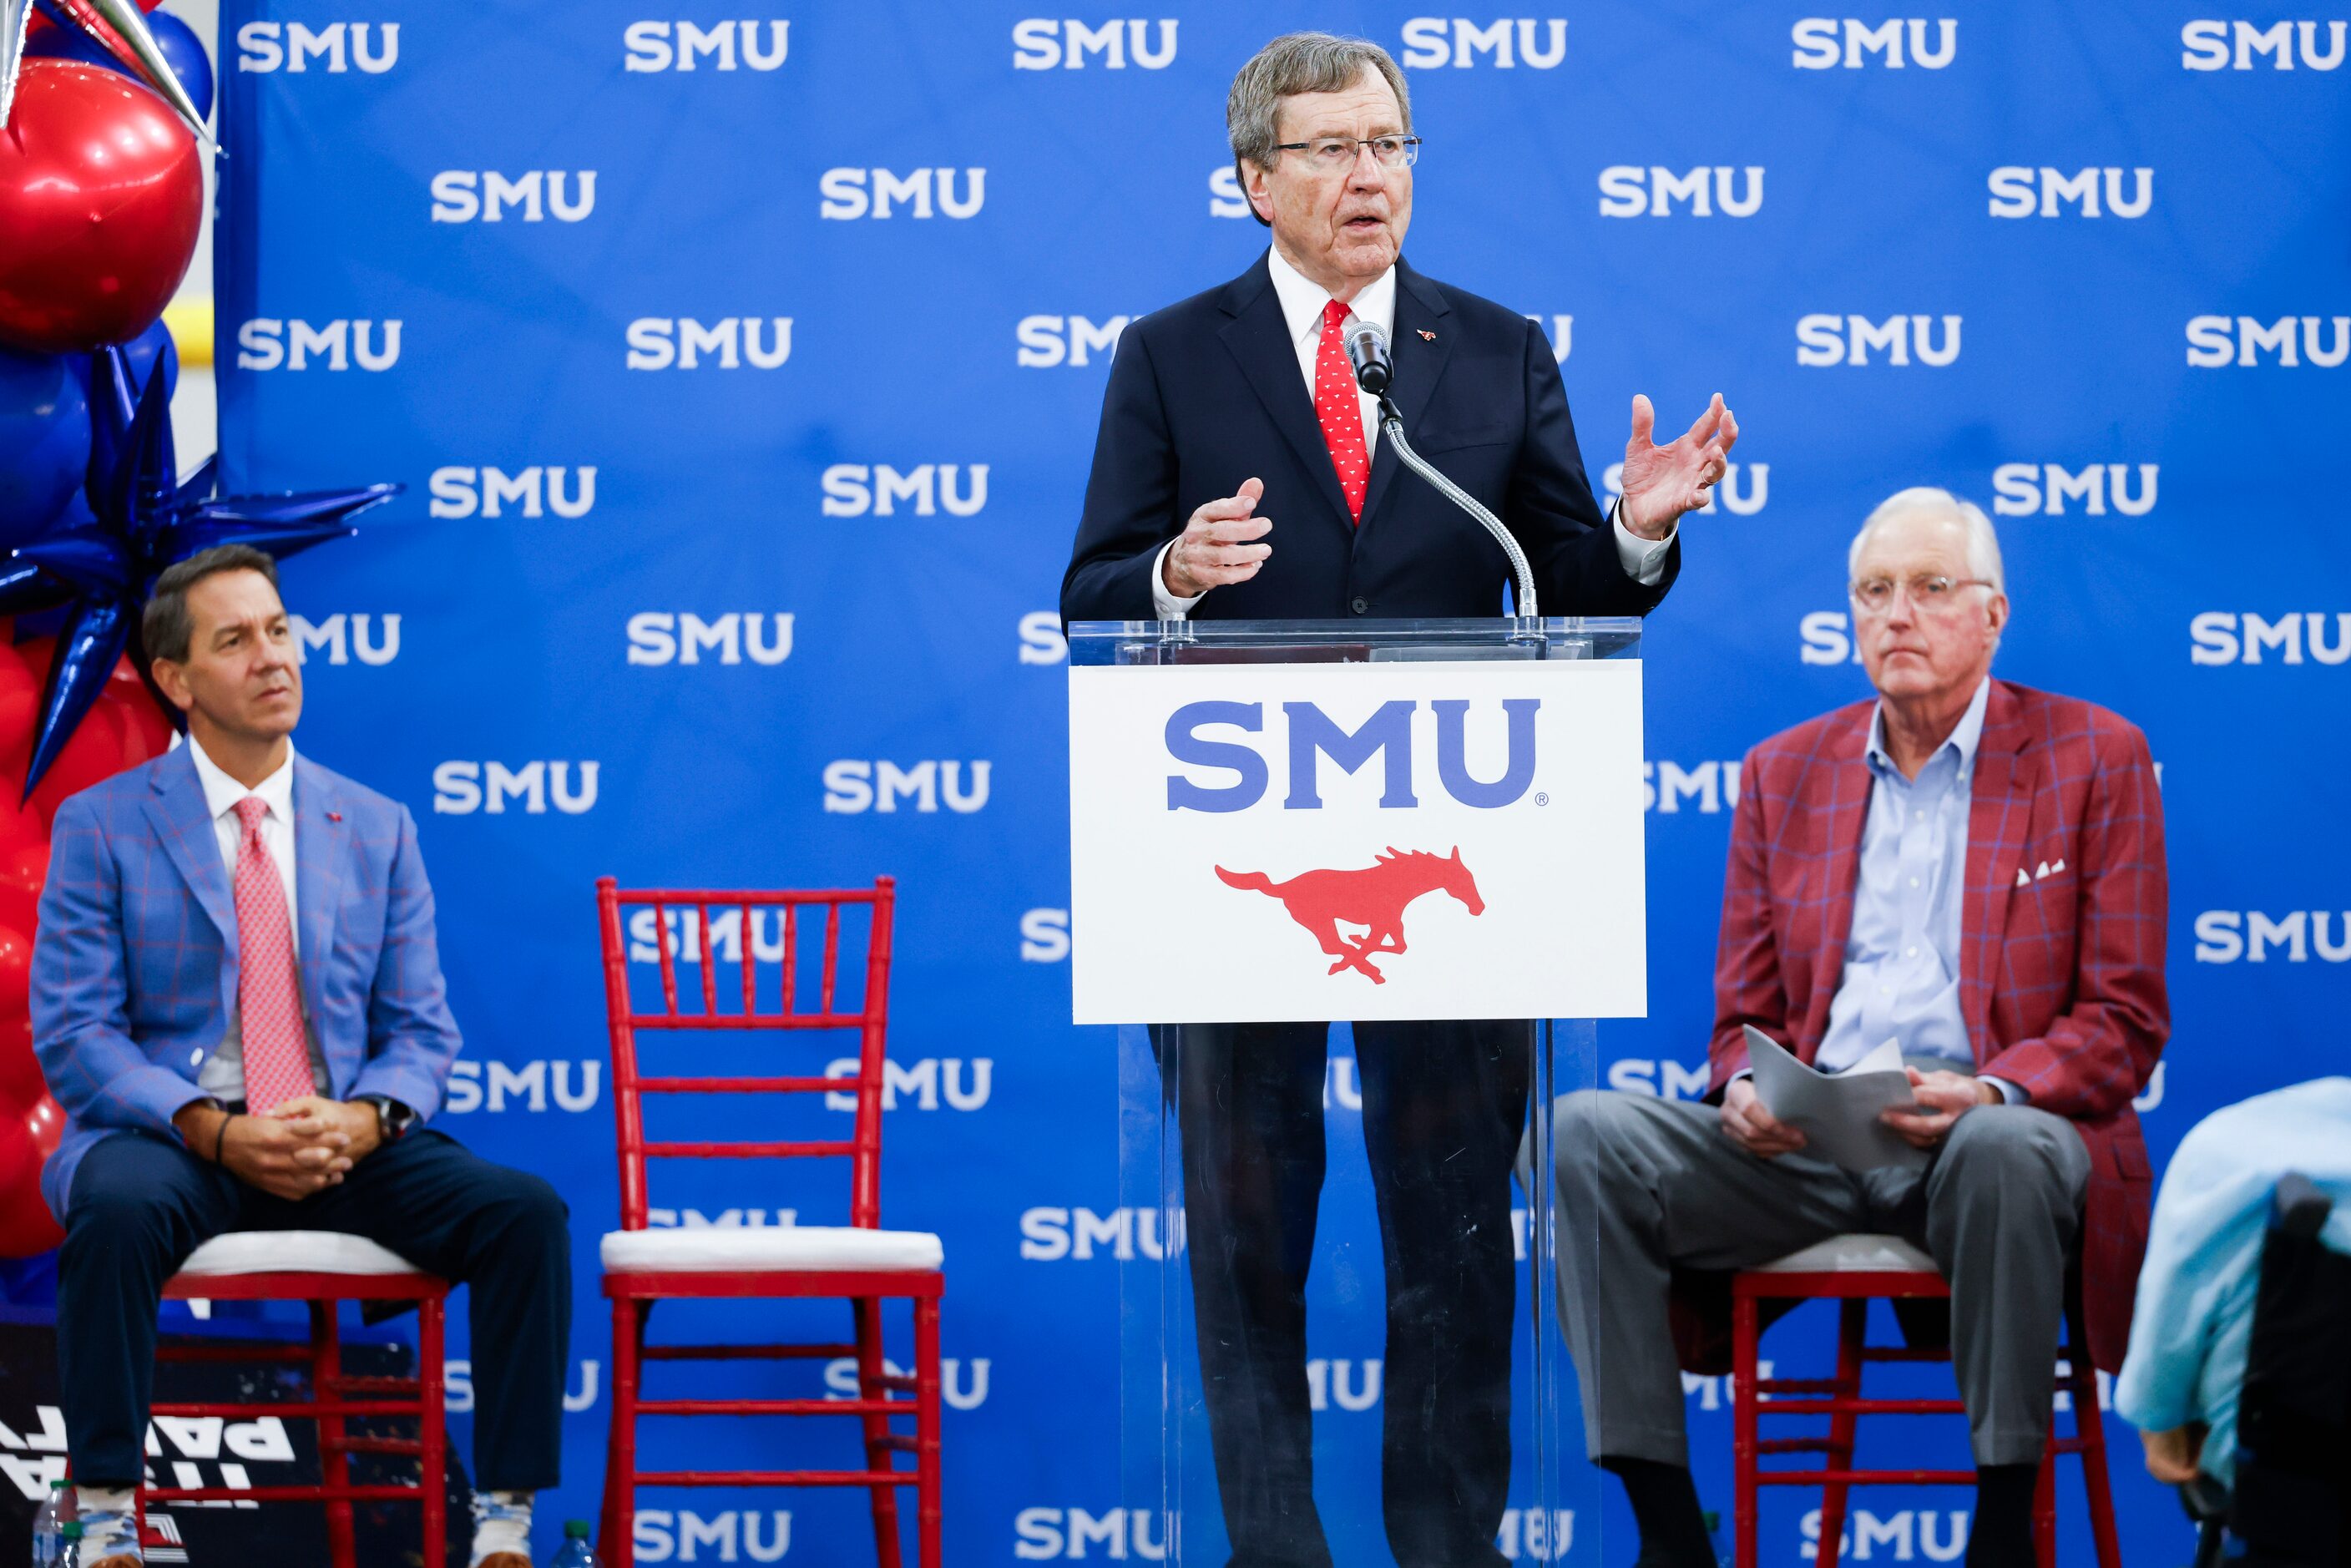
[0,927,30,1022]
[25,700,131,827]
[0,1100,65,1257]
[0,1017,40,1111]
[0,832,48,934]
[0,59,203,353]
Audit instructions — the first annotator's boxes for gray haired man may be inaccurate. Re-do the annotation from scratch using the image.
[1062,29,1747,1568]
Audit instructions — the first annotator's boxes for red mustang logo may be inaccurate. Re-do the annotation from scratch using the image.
[1216,847,1484,984]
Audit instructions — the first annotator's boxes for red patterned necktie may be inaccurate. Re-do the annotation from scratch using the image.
[1313,298,1369,524]
[232,796,311,1113]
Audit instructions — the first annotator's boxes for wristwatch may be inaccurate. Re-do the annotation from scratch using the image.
[354,1095,417,1145]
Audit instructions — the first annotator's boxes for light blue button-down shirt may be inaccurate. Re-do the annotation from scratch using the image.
[1818,677,1996,1083]
[2116,1078,2351,1484]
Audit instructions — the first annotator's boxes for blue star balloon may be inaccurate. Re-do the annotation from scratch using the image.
[0,342,398,796]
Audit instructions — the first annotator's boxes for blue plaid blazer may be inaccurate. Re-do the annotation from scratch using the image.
[31,745,462,1219]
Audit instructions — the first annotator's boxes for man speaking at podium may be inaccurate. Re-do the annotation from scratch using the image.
[1059,32,1738,1568]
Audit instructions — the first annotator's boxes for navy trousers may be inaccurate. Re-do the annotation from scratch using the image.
[58,1126,572,1490]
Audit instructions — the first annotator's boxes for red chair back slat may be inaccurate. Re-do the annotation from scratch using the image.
[596,878,896,1234]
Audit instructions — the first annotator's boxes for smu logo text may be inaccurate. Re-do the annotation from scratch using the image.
[821,464,988,517]
[1014,1508,1170,1561]
[429,465,597,519]
[430,171,596,224]
[1011,19,1178,68]
[2186,316,2351,367]
[625,317,791,370]
[236,21,397,72]
[290,614,399,667]
[1791,18,1957,68]
[1992,464,2157,517]
[823,1058,993,1111]
[443,1058,603,1114]
[818,168,985,220]
[822,761,992,814]
[235,320,401,372]
[1398,18,1569,68]
[2181,20,2347,68]
[1017,314,1130,367]
[1986,167,2152,219]
[1164,699,1540,812]
[629,1510,792,1564]
[2194,911,2351,964]
[622,20,789,71]
[1598,166,1763,217]
[1797,314,1961,367]
[626,613,794,665]
[432,762,600,815]
[2188,612,2351,665]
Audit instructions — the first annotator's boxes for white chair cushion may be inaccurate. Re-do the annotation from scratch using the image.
[1755,1232,1939,1275]
[176,1231,427,1277]
[601,1225,943,1274]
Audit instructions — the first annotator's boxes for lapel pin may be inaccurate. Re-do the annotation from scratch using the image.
[1418,329,1436,341]
[327,812,342,823]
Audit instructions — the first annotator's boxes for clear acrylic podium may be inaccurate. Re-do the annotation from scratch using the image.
[1066,617,1645,1567]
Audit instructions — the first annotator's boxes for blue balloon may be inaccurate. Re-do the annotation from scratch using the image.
[24,6,214,124]
[68,318,177,410]
[0,347,91,552]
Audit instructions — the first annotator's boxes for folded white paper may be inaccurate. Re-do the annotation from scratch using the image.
[1743,1024,1929,1172]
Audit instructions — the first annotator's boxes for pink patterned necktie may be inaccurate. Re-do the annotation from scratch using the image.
[1314,299,1369,524]
[231,796,311,1113]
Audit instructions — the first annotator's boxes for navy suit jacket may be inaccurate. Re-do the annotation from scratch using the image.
[1059,251,1680,623]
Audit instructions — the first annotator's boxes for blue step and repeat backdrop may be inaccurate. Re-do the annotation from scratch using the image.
[210,3,2347,1563]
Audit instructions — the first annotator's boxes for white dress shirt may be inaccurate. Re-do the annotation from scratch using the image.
[1152,244,1675,618]
[185,735,326,1101]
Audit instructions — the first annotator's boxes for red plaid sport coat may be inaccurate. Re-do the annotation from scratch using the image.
[1703,679,2168,1373]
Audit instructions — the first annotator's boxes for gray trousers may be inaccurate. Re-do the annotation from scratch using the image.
[1551,1089,2089,1469]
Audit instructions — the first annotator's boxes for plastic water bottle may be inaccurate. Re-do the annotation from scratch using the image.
[53,1520,83,1568]
[551,1520,599,1568]
[32,1480,70,1566]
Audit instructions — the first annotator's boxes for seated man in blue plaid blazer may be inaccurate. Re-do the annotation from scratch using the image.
[32,545,570,1568]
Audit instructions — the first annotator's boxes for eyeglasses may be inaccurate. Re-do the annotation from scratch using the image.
[1273,135,1423,172]
[1849,574,1999,615]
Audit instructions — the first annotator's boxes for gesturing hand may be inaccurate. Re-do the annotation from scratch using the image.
[1719,1075,1807,1160]
[1620,393,1739,540]
[1162,477,1272,599]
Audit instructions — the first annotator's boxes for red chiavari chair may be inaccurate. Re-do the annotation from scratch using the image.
[593,877,940,1568]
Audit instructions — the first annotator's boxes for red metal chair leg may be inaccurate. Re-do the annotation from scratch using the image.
[602,1297,641,1568]
[854,1297,906,1568]
[1732,1291,1759,1568]
[2031,1449,2056,1567]
[915,1295,943,1568]
[420,1296,447,1568]
[1816,1299,1866,1568]
[312,1301,356,1568]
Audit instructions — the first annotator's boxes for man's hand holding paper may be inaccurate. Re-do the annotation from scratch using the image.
[1741,1025,1929,1172]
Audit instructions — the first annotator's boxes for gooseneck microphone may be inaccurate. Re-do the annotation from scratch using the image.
[1342,314,1392,395]
[1341,315,1539,620]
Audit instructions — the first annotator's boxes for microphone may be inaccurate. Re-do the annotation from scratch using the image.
[1342,315,1392,395]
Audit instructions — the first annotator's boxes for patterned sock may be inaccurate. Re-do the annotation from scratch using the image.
[72,1489,141,1565]
[471,1489,533,1565]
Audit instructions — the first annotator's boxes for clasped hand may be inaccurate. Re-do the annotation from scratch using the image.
[176,1095,382,1201]
[1720,1067,1995,1159]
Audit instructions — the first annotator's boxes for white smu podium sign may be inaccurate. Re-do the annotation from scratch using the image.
[1066,616,1646,1568]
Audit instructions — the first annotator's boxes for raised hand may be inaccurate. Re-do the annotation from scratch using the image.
[1620,393,1739,540]
[1163,477,1272,599]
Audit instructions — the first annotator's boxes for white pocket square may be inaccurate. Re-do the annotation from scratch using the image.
[2016,867,2030,887]
[2032,858,2066,882]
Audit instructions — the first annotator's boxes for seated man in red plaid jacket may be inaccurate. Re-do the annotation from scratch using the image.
[1554,488,2168,1568]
